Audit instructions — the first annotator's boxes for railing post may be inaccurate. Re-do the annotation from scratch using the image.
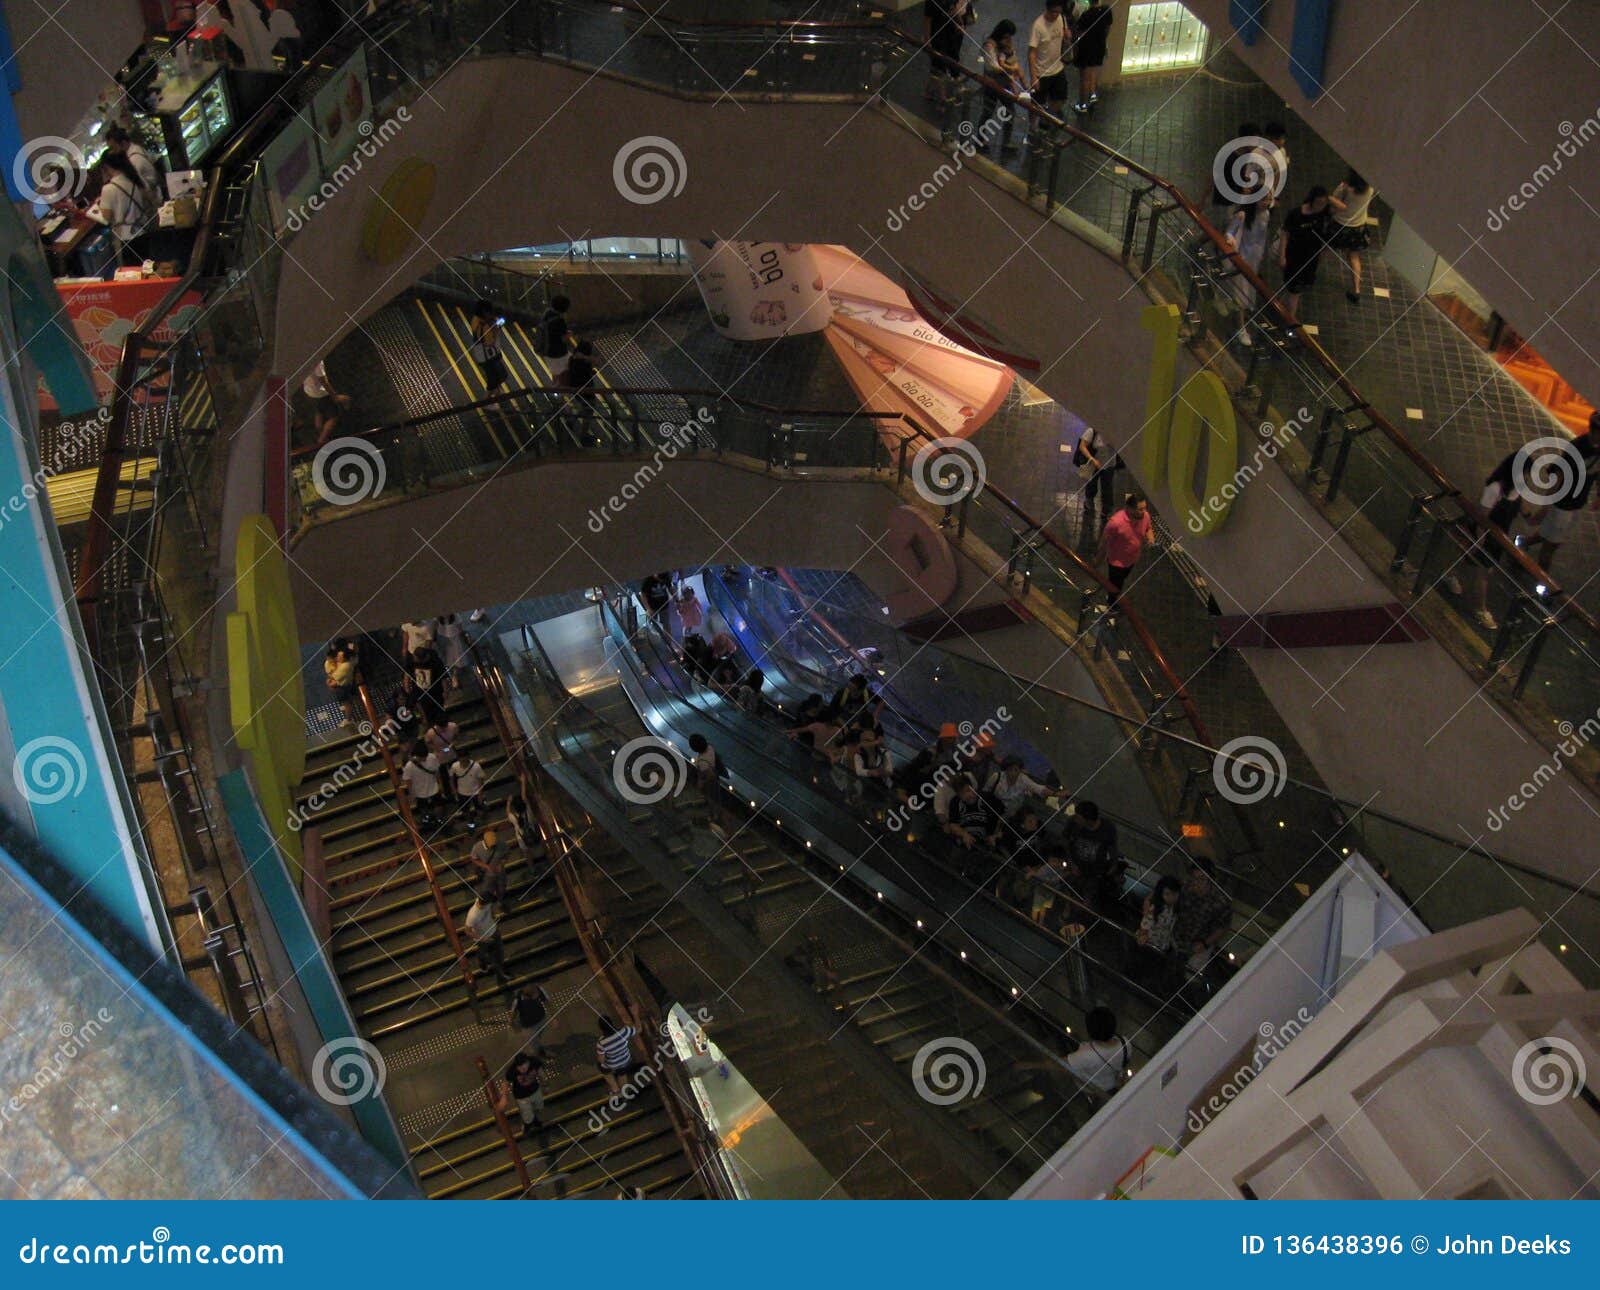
[1121,186,1149,265]
[1141,202,1167,275]
[1325,419,1365,504]
[1409,508,1448,599]
[1512,608,1554,700]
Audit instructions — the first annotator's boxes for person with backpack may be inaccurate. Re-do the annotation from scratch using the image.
[401,741,444,829]
[468,299,509,395]
[1072,425,1119,529]
[105,125,161,208]
[1526,416,1600,573]
[92,152,155,268]
[540,294,574,379]
[463,894,511,991]
[409,645,448,723]
[468,829,507,902]
[851,725,896,800]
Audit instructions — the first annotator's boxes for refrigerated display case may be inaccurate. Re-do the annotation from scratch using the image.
[160,69,233,169]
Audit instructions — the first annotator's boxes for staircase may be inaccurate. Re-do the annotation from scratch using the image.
[296,683,703,1199]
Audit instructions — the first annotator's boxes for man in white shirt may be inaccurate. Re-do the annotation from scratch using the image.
[988,757,1051,817]
[401,744,443,826]
[303,360,351,445]
[463,896,511,990]
[1062,1006,1127,1096]
[401,619,436,661]
[1028,0,1072,112]
[451,754,488,822]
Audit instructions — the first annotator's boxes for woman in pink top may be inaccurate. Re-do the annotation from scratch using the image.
[1096,494,1152,607]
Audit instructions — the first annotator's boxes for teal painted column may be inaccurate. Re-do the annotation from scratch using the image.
[0,198,168,954]
[217,770,413,1173]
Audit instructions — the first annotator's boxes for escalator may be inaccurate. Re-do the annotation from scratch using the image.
[297,679,703,1199]
[706,567,1295,942]
[590,589,1227,1074]
[506,614,1112,1195]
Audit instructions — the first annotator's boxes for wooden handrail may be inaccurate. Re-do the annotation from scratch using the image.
[354,683,481,1012]
[474,1054,534,1194]
[465,633,735,1197]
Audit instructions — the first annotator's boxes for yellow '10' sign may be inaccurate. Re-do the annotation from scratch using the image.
[1140,303,1239,536]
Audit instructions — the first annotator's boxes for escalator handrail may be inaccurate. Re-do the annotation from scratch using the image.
[284,381,910,459]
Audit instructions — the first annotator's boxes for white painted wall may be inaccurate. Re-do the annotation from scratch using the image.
[1014,855,1425,1199]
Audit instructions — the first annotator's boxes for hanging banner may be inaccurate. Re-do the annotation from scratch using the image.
[686,240,831,341]
[812,244,1014,441]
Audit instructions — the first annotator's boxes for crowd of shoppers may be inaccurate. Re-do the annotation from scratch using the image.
[630,571,1239,1001]
[929,0,1115,135]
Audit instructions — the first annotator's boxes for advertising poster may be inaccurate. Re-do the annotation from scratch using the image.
[312,45,372,170]
[46,279,204,407]
[259,116,321,233]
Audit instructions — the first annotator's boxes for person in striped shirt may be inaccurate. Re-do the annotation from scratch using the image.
[596,1016,638,1093]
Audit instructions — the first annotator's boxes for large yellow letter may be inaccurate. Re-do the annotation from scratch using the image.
[1168,372,1240,536]
[1139,303,1182,481]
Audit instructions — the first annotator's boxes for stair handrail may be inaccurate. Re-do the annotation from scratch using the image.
[464,632,738,1198]
[353,682,481,1016]
[473,1054,534,1195]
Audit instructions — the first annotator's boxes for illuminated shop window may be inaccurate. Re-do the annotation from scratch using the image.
[1121,2,1209,73]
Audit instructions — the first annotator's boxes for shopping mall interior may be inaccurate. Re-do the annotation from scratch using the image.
[1,0,1598,1201]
